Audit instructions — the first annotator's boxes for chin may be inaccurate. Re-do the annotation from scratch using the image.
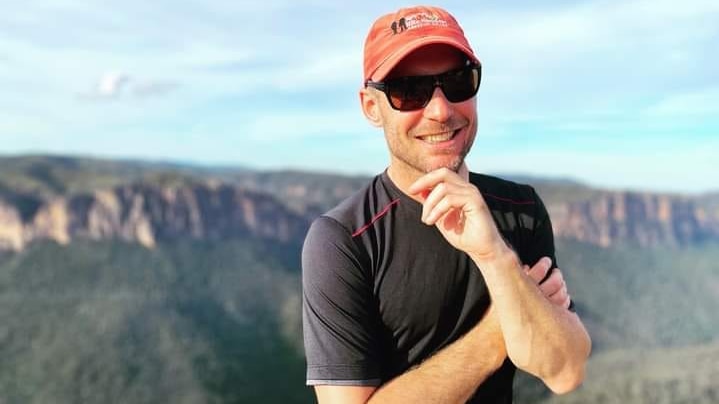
[424,157,464,173]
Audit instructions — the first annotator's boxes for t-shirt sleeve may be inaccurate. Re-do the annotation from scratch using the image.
[527,187,576,312]
[301,215,383,386]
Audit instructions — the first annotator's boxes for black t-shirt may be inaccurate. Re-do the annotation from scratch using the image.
[302,171,559,402]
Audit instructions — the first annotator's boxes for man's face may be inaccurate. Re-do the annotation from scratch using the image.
[363,44,478,178]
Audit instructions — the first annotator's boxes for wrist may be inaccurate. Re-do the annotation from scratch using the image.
[468,240,518,267]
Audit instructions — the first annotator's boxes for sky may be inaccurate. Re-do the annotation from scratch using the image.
[1,0,717,193]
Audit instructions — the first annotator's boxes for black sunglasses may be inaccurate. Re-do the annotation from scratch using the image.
[365,61,481,111]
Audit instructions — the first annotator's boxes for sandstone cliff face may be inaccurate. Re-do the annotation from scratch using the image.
[0,200,24,251]
[0,184,309,251]
[1,181,717,251]
[548,192,719,248]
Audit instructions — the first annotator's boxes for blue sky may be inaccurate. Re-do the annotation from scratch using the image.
[1,0,717,193]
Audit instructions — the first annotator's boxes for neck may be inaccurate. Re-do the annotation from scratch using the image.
[387,162,469,203]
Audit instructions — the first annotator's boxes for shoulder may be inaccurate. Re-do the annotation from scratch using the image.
[316,173,398,238]
[302,177,388,293]
[469,172,540,208]
[303,173,391,259]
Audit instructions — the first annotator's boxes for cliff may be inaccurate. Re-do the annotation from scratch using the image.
[548,191,719,248]
[1,169,717,251]
[0,183,309,251]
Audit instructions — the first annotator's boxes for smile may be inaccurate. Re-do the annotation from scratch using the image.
[417,129,461,144]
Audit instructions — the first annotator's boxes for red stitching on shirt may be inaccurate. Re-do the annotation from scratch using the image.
[482,193,535,205]
[352,198,401,238]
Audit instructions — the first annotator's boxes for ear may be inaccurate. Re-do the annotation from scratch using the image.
[359,88,383,128]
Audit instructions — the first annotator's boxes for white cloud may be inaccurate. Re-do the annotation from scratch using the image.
[78,71,178,100]
[0,0,717,192]
[96,71,129,97]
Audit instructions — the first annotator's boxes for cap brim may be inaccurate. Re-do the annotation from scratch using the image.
[370,36,479,81]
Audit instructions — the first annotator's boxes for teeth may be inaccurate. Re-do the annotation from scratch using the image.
[421,131,455,143]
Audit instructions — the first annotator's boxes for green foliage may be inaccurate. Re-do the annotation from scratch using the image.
[1,154,718,403]
[3,238,717,403]
[556,239,719,350]
[517,343,719,404]
[0,240,312,404]
[513,240,719,403]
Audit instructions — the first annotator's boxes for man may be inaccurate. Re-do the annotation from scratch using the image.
[302,5,591,403]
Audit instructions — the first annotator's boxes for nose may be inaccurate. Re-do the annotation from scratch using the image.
[422,86,452,122]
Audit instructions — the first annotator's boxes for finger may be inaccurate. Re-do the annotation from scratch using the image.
[424,192,471,225]
[539,268,564,297]
[420,182,452,222]
[551,288,571,310]
[421,181,475,224]
[548,284,569,307]
[408,168,464,196]
[526,256,552,284]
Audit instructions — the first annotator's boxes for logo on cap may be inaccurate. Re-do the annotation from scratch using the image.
[389,12,448,35]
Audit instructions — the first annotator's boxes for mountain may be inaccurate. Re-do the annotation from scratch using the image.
[0,154,235,198]
[1,155,718,252]
[0,154,718,403]
[515,342,719,404]
[548,191,719,248]
[0,182,308,252]
[0,240,311,404]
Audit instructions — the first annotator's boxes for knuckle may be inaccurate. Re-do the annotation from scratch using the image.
[438,198,451,211]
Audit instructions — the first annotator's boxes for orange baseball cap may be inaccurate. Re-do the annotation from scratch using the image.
[363,5,479,83]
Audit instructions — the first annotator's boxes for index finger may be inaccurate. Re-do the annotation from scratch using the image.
[408,168,464,196]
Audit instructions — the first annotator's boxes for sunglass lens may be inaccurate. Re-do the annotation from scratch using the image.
[382,65,480,111]
[443,67,480,103]
[388,77,434,111]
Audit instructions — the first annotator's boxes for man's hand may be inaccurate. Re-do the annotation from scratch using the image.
[410,168,590,394]
[409,169,572,309]
[408,168,507,260]
[524,257,572,309]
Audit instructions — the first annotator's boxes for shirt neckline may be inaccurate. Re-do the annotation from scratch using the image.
[380,169,422,216]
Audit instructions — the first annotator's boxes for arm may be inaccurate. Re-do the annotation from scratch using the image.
[303,216,507,404]
[474,249,590,393]
[408,168,591,394]
[316,305,506,404]
[304,209,580,404]
[312,262,573,404]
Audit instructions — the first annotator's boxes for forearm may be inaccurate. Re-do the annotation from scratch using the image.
[470,246,591,394]
[367,308,506,404]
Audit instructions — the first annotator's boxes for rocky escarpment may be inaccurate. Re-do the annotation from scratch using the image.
[548,192,719,248]
[1,177,717,251]
[0,183,309,252]
[237,177,719,249]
